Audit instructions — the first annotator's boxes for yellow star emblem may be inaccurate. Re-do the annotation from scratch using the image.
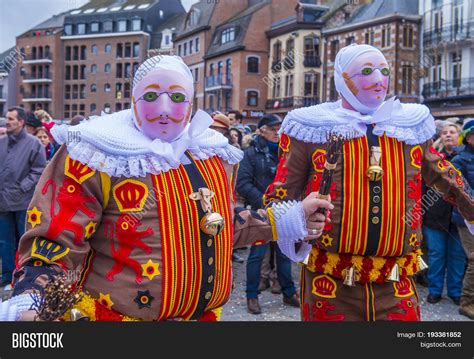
[321,234,333,247]
[27,207,42,228]
[84,221,97,239]
[98,293,114,309]
[275,188,288,199]
[141,259,160,280]
[409,233,418,247]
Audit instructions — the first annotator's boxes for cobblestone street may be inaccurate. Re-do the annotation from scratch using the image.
[221,248,472,322]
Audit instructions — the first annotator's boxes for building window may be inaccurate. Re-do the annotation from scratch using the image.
[217,61,223,77]
[382,27,391,48]
[72,85,78,99]
[125,63,131,78]
[91,64,97,74]
[116,83,123,99]
[132,19,141,31]
[304,36,320,66]
[184,42,187,56]
[329,76,337,101]
[104,83,111,93]
[186,10,199,28]
[65,85,71,99]
[64,24,73,35]
[195,37,199,52]
[226,58,232,81]
[452,51,462,88]
[104,104,111,113]
[73,65,78,80]
[403,26,414,47]
[285,74,294,97]
[221,27,235,44]
[330,40,339,62]
[272,77,281,98]
[194,68,199,82]
[117,43,123,58]
[124,43,131,57]
[165,34,170,45]
[90,103,96,112]
[124,83,131,98]
[189,40,193,54]
[80,45,86,60]
[133,62,139,76]
[65,46,71,61]
[105,44,112,54]
[247,56,259,73]
[365,30,374,45]
[91,83,97,92]
[77,23,86,35]
[65,66,71,80]
[91,22,99,32]
[80,65,86,79]
[273,41,282,64]
[133,43,140,58]
[401,66,412,94]
[116,63,123,78]
[104,63,111,73]
[247,91,258,107]
[103,21,113,32]
[304,72,320,99]
[73,46,79,60]
[80,84,86,99]
[91,45,98,55]
[118,20,127,32]
[209,63,214,77]
[345,36,355,45]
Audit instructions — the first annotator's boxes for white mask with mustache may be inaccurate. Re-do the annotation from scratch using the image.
[334,43,386,115]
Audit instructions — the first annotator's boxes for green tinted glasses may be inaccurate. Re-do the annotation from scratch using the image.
[139,91,189,104]
[361,67,391,76]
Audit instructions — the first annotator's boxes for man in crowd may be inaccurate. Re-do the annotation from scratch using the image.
[0,107,46,287]
[237,114,299,314]
[227,110,243,126]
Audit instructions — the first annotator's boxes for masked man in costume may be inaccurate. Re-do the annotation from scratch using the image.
[264,44,474,321]
[0,56,331,321]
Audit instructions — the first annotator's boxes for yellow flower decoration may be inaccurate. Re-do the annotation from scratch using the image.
[275,188,288,200]
[84,221,97,239]
[141,259,160,281]
[409,233,418,247]
[27,207,42,228]
[321,234,333,247]
[98,293,114,309]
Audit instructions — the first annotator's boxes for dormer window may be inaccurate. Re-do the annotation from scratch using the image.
[91,22,99,32]
[186,10,200,28]
[132,19,141,31]
[118,20,127,32]
[221,27,235,44]
[77,23,86,35]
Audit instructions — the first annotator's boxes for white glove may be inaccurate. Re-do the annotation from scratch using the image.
[0,294,35,321]
[272,201,312,262]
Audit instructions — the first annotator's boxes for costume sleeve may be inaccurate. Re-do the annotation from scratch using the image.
[233,207,273,248]
[421,140,474,222]
[12,145,105,297]
[263,133,312,205]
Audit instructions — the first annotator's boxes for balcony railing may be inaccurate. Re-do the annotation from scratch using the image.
[303,56,321,68]
[23,74,52,80]
[422,77,474,100]
[23,92,52,99]
[23,54,52,61]
[205,75,233,89]
[266,96,320,110]
[423,21,474,47]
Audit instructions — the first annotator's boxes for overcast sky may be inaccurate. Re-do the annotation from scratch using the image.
[0,0,198,53]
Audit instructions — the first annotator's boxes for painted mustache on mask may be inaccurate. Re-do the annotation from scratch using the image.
[145,114,185,123]
[362,83,388,91]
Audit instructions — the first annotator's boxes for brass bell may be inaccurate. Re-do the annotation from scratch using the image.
[200,212,224,236]
[70,308,89,321]
[387,263,400,282]
[366,165,384,182]
[418,256,429,271]
[343,266,357,287]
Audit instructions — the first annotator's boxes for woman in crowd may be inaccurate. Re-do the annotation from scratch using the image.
[229,127,243,149]
[34,127,57,162]
[423,123,467,305]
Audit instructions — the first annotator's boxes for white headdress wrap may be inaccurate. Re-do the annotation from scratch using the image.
[334,43,385,115]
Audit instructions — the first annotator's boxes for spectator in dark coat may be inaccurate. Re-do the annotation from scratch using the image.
[0,107,46,286]
[236,114,299,314]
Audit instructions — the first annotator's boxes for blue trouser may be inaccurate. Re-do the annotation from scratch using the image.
[424,226,467,298]
[0,210,27,283]
[246,242,296,299]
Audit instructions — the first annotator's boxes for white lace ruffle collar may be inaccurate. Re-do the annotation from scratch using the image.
[280,97,436,145]
[51,109,243,178]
